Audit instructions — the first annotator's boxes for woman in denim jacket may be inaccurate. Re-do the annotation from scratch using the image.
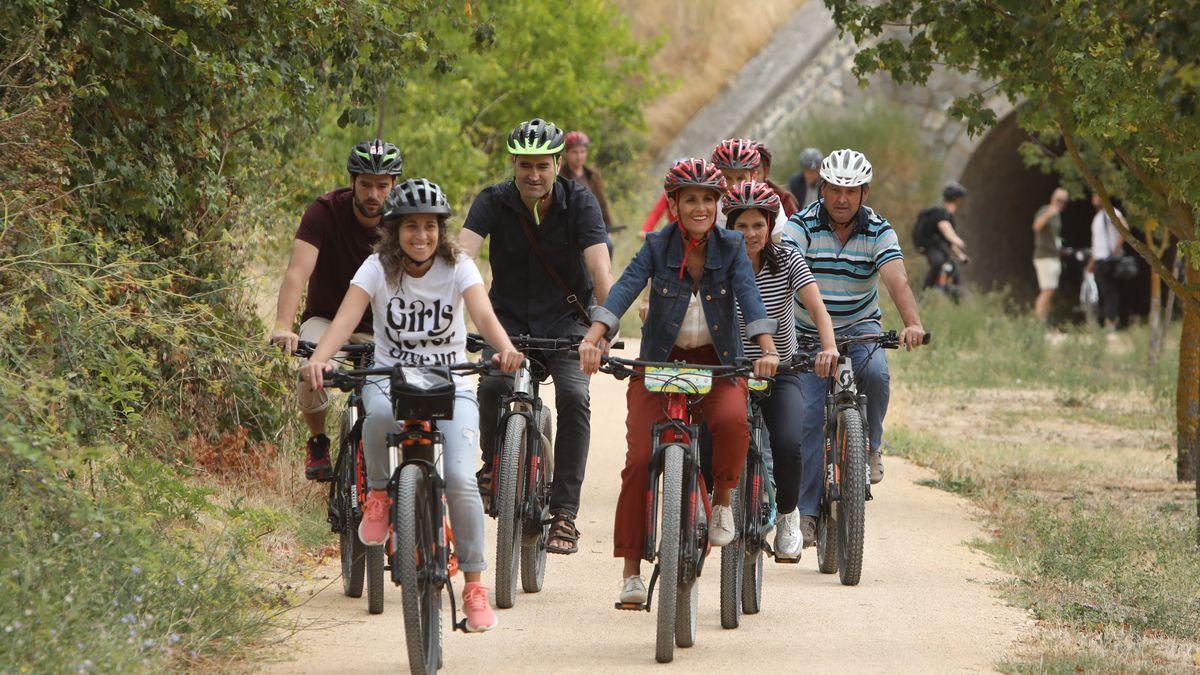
[578,158,779,606]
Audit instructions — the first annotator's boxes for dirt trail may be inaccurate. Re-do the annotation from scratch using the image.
[263,343,1030,673]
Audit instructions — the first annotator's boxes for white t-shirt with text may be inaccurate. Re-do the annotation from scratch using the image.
[351,252,483,390]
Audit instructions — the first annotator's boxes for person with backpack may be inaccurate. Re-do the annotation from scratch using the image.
[914,182,970,292]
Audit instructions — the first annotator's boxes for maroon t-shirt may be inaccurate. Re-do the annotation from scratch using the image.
[295,188,380,334]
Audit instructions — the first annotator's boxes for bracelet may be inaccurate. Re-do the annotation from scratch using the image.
[763,351,779,357]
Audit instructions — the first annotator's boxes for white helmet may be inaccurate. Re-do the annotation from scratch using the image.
[819,149,873,187]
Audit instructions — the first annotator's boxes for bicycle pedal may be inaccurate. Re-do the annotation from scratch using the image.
[774,555,801,564]
[614,601,646,611]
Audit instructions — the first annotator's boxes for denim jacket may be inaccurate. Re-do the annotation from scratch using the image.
[591,221,775,364]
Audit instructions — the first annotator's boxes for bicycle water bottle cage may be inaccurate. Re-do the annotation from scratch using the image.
[391,366,456,421]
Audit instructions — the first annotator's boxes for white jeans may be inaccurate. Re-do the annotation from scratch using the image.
[361,378,487,573]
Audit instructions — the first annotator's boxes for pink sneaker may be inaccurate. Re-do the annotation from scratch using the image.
[462,582,498,633]
[357,490,391,546]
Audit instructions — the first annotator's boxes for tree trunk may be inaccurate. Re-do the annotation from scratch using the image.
[1178,261,1200,483]
[1147,231,1164,363]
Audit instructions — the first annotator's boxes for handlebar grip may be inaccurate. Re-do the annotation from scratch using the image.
[922,332,933,345]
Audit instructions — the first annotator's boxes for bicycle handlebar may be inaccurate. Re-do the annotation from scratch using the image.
[314,361,492,391]
[292,340,374,358]
[598,355,813,382]
[466,333,625,353]
[797,330,932,352]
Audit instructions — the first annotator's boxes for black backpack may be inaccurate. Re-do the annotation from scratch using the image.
[912,207,942,252]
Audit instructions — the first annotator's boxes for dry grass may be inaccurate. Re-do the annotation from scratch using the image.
[613,0,808,150]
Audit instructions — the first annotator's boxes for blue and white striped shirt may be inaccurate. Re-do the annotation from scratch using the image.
[778,201,903,331]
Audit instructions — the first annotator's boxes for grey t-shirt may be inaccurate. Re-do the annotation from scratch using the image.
[1032,205,1062,259]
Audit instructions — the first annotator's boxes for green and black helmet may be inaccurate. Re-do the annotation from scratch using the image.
[383,178,452,219]
[347,139,404,177]
[506,118,565,156]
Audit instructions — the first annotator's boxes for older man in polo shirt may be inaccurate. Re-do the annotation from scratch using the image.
[459,118,614,554]
[778,149,926,546]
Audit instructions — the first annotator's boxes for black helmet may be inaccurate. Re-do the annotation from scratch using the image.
[799,147,823,170]
[347,139,404,177]
[507,118,565,155]
[942,181,968,201]
[383,179,452,219]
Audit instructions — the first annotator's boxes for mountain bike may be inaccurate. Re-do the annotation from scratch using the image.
[322,360,490,675]
[294,340,377,605]
[601,355,754,664]
[719,357,813,628]
[798,330,930,586]
[468,333,622,609]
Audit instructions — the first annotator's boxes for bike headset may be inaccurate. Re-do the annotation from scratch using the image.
[380,178,453,269]
[662,158,728,281]
[507,118,566,226]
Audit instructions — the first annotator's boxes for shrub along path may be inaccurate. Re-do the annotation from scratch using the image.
[264,342,1030,672]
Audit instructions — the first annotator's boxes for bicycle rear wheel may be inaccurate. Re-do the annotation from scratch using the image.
[835,408,866,586]
[521,409,553,593]
[396,464,442,674]
[338,441,366,598]
[494,414,524,609]
[719,483,743,629]
[655,444,684,664]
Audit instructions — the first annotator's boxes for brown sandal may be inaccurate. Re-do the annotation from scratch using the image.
[545,513,580,555]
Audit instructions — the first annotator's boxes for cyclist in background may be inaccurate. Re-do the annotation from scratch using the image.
[914,182,970,292]
[779,149,926,545]
[751,142,799,217]
[301,179,523,632]
[722,181,838,560]
[787,147,823,210]
[559,130,616,233]
[270,140,402,481]
[710,139,788,230]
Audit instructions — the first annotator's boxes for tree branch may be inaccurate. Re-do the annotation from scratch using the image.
[1109,146,1195,242]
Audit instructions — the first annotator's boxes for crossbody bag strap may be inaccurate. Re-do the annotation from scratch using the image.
[516,213,591,322]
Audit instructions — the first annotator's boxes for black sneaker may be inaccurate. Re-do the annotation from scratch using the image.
[305,434,332,481]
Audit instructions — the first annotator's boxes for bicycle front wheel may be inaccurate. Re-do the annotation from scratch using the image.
[719,482,743,629]
[396,463,442,674]
[521,408,553,594]
[835,408,866,586]
[337,441,366,598]
[494,414,525,609]
[655,444,684,664]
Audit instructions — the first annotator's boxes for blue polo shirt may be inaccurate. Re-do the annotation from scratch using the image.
[778,201,904,331]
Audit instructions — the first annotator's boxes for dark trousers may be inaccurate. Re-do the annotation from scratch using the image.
[923,245,957,289]
[1095,259,1122,325]
[757,372,809,515]
[478,350,592,517]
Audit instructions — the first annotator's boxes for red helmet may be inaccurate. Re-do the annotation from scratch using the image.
[721,181,782,220]
[564,131,590,148]
[710,138,761,171]
[664,158,727,195]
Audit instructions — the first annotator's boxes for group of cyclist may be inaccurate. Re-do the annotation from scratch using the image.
[270,118,926,633]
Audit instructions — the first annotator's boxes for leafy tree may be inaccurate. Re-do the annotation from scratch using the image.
[305,0,658,212]
[822,0,1200,516]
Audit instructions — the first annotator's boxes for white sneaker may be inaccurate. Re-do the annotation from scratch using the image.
[774,509,802,559]
[708,504,737,546]
[619,575,647,604]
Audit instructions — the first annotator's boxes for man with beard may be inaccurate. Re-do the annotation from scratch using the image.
[269,139,404,481]
[459,118,614,555]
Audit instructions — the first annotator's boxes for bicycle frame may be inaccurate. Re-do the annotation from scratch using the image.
[387,421,454,589]
[489,359,550,528]
[642,391,712,603]
[823,354,872,503]
[741,391,775,554]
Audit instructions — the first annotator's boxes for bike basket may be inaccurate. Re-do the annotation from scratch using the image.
[748,377,771,392]
[391,366,456,420]
[642,367,712,395]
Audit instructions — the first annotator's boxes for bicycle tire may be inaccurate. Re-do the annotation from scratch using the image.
[741,549,763,613]
[366,544,385,614]
[836,408,866,586]
[719,484,743,629]
[655,444,684,664]
[521,409,553,593]
[816,504,838,574]
[494,414,524,609]
[675,575,698,647]
[338,440,366,598]
[396,464,441,674]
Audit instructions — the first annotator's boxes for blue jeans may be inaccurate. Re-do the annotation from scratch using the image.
[362,379,487,573]
[797,320,890,517]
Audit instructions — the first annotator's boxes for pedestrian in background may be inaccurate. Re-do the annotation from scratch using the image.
[1032,187,1068,321]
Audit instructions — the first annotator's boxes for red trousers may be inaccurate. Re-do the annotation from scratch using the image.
[612,345,750,559]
